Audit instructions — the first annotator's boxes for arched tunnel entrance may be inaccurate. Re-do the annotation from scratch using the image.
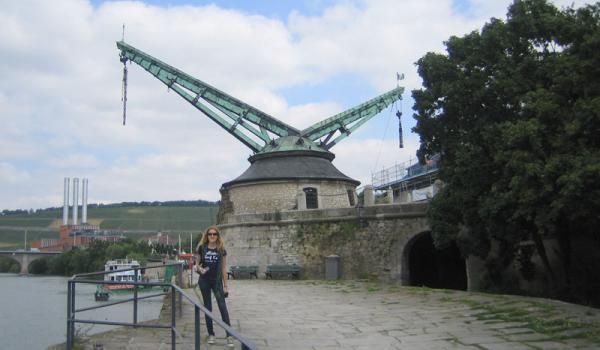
[405,232,467,290]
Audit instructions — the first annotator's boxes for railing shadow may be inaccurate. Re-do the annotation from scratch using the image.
[66,263,256,350]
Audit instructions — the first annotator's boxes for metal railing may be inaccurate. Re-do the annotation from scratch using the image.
[66,263,257,350]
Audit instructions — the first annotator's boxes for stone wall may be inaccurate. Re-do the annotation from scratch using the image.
[219,202,430,282]
[226,179,357,215]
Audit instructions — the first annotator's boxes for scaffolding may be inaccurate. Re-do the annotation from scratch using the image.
[371,155,440,193]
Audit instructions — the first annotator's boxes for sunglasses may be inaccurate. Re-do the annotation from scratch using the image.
[207,232,218,236]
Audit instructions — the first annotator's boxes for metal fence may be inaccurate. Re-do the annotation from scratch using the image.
[66,263,257,350]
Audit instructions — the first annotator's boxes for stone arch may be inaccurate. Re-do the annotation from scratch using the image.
[0,255,21,272]
[0,253,54,274]
[401,231,467,290]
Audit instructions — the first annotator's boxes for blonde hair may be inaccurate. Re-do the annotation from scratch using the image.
[196,226,225,254]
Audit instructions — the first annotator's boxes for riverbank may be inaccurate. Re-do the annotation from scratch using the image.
[0,273,164,350]
[47,279,600,349]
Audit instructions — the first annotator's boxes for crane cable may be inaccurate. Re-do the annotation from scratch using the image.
[121,54,128,126]
[120,24,128,126]
[397,99,404,149]
[372,74,405,174]
[396,73,405,149]
[372,100,397,173]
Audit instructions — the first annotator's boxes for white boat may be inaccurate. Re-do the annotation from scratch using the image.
[103,259,142,291]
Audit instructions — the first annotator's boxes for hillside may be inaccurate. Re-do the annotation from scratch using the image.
[0,203,218,248]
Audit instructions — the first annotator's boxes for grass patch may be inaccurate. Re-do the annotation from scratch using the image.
[442,297,600,345]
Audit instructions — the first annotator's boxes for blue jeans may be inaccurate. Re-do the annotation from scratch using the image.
[198,278,231,336]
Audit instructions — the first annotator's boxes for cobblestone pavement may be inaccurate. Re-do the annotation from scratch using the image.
[56,279,600,350]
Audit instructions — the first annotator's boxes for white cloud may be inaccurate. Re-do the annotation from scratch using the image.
[0,162,31,185]
[333,136,421,187]
[0,0,593,209]
[285,102,342,129]
[45,154,100,169]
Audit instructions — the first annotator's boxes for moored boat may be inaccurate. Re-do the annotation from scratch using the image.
[94,289,110,301]
[103,258,142,291]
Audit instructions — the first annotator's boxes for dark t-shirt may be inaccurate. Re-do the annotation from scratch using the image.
[199,246,226,281]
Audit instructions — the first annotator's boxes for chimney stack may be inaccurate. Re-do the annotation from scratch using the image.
[62,178,70,225]
[82,178,88,224]
[72,178,79,225]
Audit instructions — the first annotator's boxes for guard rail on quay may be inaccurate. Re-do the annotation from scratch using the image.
[66,263,257,350]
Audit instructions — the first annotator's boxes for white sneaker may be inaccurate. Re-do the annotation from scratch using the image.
[227,336,235,348]
[207,335,215,344]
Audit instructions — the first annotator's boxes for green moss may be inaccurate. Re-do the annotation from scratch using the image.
[440,297,600,345]
[339,221,358,241]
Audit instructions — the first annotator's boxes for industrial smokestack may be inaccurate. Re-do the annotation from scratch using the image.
[72,178,79,225]
[82,178,88,224]
[63,178,70,225]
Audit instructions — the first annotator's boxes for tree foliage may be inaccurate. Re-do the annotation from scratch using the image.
[30,239,153,276]
[412,0,600,300]
[0,256,19,273]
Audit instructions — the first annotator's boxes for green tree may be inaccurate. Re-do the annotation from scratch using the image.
[43,239,152,276]
[0,256,19,273]
[412,0,600,301]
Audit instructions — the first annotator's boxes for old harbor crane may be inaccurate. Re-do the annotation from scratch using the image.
[117,40,404,215]
[117,41,403,157]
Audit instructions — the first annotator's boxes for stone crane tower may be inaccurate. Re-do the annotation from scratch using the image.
[117,41,403,218]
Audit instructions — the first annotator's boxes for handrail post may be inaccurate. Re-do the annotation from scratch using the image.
[195,305,200,350]
[66,280,73,350]
[171,286,176,350]
[70,281,76,346]
[177,263,183,314]
[133,267,138,326]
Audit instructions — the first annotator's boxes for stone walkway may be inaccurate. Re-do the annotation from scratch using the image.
[56,279,600,350]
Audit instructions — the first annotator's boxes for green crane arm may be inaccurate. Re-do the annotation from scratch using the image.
[300,86,403,150]
[116,41,300,153]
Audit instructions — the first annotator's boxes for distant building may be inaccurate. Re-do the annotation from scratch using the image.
[61,224,124,248]
[146,232,181,247]
[31,178,126,252]
[30,238,60,250]
[372,154,440,203]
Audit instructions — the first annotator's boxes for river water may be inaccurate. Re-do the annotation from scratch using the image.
[0,273,164,350]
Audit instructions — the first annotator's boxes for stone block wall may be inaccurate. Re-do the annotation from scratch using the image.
[226,179,357,215]
[219,203,430,282]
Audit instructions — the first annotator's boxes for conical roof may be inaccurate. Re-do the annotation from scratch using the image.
[221,150,360,188]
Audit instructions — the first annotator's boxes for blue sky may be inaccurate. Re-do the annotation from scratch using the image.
[0,0,590,210]
[92,0,344,19]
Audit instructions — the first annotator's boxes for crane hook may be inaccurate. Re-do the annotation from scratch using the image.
[396,110,403,148]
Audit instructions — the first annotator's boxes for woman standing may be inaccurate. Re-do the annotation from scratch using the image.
[196,226,234,347]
